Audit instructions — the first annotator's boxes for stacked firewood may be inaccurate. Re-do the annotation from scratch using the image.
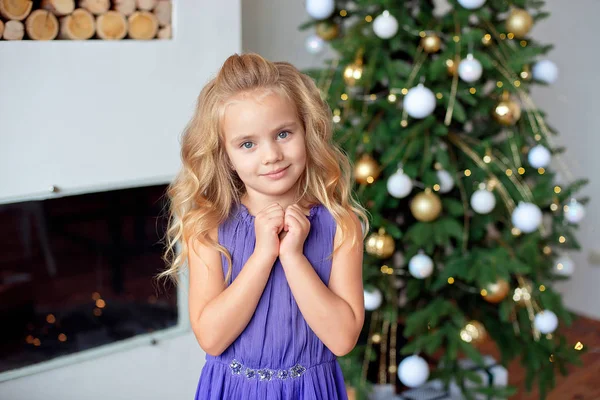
[0,0,171,40]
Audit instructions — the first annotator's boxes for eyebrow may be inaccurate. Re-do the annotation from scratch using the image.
[230,122,298,145]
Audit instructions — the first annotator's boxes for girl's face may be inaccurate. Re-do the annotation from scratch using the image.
[222,90,307,203]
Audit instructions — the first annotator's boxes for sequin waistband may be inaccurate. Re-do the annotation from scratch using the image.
[208,358,336,382]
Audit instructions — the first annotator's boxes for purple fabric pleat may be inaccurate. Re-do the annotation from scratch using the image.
[194,203,348,400]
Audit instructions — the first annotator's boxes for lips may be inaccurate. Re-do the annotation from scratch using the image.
[263,166,289,176]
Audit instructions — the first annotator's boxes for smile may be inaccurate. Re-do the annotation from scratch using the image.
[262,166,290,179]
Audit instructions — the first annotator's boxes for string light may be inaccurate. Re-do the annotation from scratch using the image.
[464,169,472,176]
[46,314,56,324]
[340,9,347,17]
[448,277,455,284]
[574,342,584,350]
[365,15,373,22]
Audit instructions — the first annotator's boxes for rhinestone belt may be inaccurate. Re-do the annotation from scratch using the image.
[229,359,307,381]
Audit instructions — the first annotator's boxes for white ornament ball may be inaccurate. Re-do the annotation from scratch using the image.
[512,202,543,233]
[457,0,487,9]
[364,288,383,311]
[565,199,585,224]
[373,11,399,39]
[458,54,483,83]
[470,190,496,214]
[534,310,559,334]
[437,170,455,193]
[387,171,413,198]
[409,253,434,279]
[398,355,430,388]
[554,255,575,276]
[305,34,325,54]
[533,60,559,84]
[528,144,551,168]
[403,84,436,119]
[305,0,335,20]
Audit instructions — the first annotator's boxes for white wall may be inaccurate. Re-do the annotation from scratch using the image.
[0,0,240,398]
[242,0,600,319]
[530,0,600,319]
[0,0,241,205]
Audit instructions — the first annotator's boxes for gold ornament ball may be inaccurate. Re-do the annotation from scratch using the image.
[483,278,510,303]
[354,154,380,184]
[365,228,395,259]
[506,8,533,38]
[316,20,339,41]
[410,189,442,222]
[421,34,442,53]
[492,96,522,126]
[460,320,487,345]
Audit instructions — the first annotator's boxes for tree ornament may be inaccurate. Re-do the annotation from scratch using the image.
[343,59,363,87]
[492,92,521,126]
[410,188,442,222]
[354,154,380,184]
[457,0,486,10]
[398,355,430,388]
[446,57,459,76]
[470,189,496,214]
[315,20,339,41]
[528,144,551,168]
[512,202,542,233]
[506,8,533,38]
[306,0,335,20]
[532,59,559,84]
[421,33,441,53]
[403,83,436,119]
[534,310,558,334]
[458,54,483,83]
[483,278,510,303]
[460,320,487,344]
[513,282,533,306]
[365,228,395,259]
[408,252,434,279]
[373,10,398,39]
[436,170,455,193]
[520,64,532,81]
[364,287,383,311]
[554,255,575,276]
[387,169,413,198]
[564,199,585,223]
[305,34,325,54]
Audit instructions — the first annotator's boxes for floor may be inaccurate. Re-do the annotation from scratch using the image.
[480,314,600,399]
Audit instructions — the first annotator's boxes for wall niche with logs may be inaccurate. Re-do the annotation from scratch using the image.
[0,0,172,41]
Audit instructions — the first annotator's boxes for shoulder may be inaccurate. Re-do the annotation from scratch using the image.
[334,210,363,247]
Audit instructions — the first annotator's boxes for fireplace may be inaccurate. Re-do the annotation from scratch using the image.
[0,184,178,374]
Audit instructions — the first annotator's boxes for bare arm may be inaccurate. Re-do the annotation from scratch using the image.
[279,212,365,356]
[188,228,275,356]
[188,203,285,356]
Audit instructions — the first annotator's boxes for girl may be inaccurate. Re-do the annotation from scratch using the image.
[159,53,369,399]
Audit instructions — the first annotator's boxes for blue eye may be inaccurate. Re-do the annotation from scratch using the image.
[278,131,290,139]
[241,142,254,149]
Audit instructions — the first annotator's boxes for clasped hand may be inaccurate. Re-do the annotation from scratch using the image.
[253,203,310,262]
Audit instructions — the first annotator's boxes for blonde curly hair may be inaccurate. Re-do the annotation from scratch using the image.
[158,53,368,286]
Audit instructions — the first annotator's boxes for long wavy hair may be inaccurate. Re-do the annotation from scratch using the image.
[158,53,369,286]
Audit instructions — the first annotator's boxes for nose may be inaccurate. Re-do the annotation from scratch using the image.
[262,141,283,165]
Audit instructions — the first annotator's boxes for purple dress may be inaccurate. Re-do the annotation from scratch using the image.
[195,203,349,400]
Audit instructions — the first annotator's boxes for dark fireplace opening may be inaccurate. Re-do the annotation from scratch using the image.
[0,184,178,373]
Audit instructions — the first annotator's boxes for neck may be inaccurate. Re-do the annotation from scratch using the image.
[241,191,311,216]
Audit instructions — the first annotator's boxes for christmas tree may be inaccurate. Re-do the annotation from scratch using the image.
[300,1,588,399]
